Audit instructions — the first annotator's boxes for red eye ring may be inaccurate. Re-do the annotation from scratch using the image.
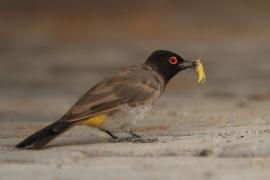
[169,56,178,65]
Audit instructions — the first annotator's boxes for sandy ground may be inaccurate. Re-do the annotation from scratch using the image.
[1,91,270,180]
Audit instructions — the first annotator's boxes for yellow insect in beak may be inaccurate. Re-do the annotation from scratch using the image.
[194,58,206,84]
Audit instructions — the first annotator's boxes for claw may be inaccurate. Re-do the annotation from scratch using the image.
[108,137,158,143]
[129,137,158,143]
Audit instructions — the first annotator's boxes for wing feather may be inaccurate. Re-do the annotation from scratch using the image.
[62,66,164,122]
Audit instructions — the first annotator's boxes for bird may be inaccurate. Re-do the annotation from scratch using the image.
[16,50,200,149]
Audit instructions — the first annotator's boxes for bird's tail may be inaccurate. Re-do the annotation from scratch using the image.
[16,120,74,149]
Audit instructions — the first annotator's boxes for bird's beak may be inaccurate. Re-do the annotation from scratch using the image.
[178,59,196,71]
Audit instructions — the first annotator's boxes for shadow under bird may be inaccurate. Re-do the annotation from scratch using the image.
[16,50,205,149]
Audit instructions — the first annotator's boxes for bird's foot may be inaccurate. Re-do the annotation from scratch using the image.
[108,137,158,143]
[107,130,158,143]
[127,137,158,143]
[107,138,122,143]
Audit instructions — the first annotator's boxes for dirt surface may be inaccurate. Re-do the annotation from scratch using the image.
[1,1,270,179]
[1,94,270,180]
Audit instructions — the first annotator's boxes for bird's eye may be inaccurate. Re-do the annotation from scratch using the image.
[169,56,178,65]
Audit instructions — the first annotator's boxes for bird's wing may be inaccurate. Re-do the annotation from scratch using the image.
[62,67,164,122]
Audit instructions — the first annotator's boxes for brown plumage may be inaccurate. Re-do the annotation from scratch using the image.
[68,65,165,120]
[16,50,195,149]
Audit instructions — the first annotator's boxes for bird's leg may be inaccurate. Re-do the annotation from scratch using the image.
[100,128,130,143]
[126,130,158,143]
[100,128,158,143]
[128,130,141,138]
[100,128,119,140]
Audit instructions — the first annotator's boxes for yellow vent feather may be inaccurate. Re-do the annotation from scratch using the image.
[81,114,107,127]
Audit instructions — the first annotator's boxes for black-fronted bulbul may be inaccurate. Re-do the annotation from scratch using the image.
[16,50,205,149]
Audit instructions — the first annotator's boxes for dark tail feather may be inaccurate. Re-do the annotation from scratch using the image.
[16,120,74,149]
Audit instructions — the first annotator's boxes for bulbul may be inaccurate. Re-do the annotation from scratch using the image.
[16,50,198,149]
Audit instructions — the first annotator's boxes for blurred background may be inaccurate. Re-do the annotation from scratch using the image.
[0,0,270,126]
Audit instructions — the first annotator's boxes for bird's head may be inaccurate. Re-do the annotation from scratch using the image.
[145,50,195,83]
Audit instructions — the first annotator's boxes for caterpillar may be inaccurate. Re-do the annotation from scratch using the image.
[195,58,206,84]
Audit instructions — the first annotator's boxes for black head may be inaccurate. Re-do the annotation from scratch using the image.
[145,50,195,83]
